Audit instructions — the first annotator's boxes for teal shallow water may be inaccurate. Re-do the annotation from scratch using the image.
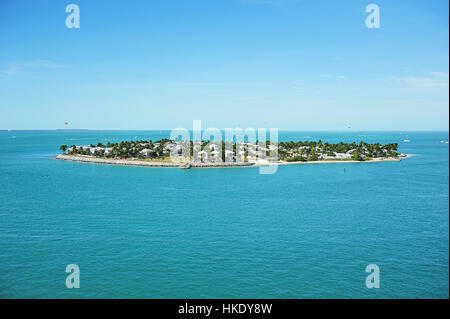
[0,131,448,298]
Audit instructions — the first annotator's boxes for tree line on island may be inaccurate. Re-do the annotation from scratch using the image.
[59,139,401,163]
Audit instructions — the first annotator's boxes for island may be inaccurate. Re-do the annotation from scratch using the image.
[56,139,407,168]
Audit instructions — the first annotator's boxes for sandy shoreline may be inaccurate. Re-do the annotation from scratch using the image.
[259,157,404,166]
[55,154,406,168]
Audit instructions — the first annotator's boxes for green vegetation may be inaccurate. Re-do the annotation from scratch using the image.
[285,156,306,162]
[279,140,399,162]
[60,139,400,162]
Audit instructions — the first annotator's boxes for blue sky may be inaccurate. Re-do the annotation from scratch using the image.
[0,0,448,130]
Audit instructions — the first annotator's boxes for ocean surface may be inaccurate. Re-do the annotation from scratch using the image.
[0,130,448,299]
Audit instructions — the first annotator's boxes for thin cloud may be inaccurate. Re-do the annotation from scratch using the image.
[429,71,449,79]
[320,74,345,79]
[389,72,449,88]
[0,60,71,77]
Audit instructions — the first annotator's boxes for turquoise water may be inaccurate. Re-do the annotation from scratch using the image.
[0,130,448,299]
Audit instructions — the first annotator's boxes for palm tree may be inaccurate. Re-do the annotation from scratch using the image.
[59,145,68,153]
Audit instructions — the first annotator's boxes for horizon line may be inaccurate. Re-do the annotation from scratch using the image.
[1,129,449,132]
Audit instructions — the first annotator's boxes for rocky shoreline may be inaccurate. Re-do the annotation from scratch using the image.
[55,154,255,168]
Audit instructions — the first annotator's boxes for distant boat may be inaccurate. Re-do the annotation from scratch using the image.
[7,129,12,132]
[440,140,449,144]
[403,139,411,142]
